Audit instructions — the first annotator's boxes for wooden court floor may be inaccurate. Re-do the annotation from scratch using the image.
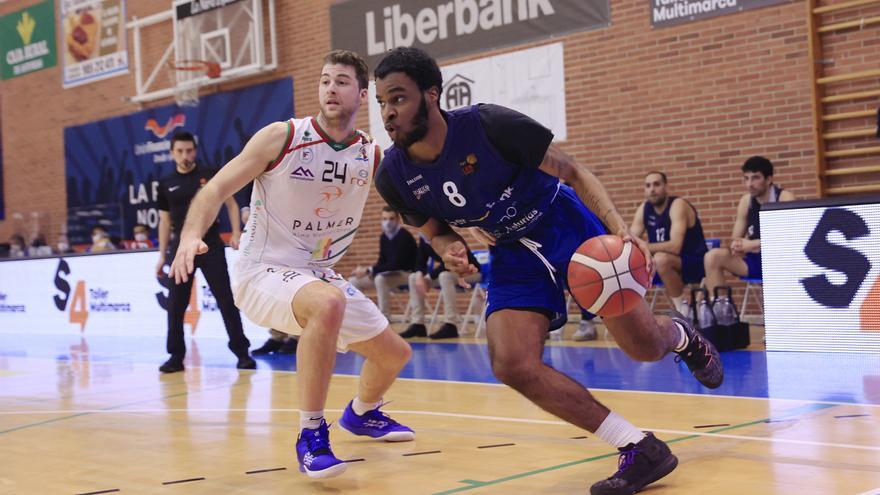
[2,328,880,495]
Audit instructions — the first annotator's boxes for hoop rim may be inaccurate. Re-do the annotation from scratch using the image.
[167,59,221,78]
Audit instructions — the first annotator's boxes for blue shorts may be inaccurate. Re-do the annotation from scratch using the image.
[744,252,762,279]
[681,253,706,284]
[487,185,606,330]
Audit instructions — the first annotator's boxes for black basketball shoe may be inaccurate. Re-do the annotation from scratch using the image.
[669,310,724,389]
[590,433,678,495]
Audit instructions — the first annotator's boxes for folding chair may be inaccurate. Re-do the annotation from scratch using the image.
[739,276,763,321]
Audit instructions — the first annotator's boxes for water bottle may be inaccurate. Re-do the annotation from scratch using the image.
[712,286,739,326]
[691,287,716,329]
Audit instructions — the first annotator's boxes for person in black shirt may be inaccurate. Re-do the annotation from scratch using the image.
[348,207,418,320]
[630,171,708,314]
[703,156,794,297]
[400,235,480,339]
[156,131,254,373]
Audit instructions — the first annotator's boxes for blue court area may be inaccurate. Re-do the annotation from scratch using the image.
[3,332,878,406]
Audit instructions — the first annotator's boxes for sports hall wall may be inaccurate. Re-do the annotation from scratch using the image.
[2,0,867,278]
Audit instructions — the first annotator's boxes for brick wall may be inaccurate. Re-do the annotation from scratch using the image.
[1,0,838,314]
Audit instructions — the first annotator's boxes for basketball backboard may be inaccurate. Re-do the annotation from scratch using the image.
[126,0,277,104]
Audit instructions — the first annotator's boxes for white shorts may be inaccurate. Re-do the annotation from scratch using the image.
[232,258,388,352]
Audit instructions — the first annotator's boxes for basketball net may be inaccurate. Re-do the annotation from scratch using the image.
[168,60,221,107]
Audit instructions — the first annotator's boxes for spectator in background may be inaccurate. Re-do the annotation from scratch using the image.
[630,171,709,315]
[88,226,116,253]
[349,207,418,321]
[28,233,53,257]
[7,234,26,258]
[703,156,795,297]
[400,234,480,339]
[55,234,75,255]
[127,223,154,249]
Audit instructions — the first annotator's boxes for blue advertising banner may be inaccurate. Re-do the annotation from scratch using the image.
[63,77,294,246]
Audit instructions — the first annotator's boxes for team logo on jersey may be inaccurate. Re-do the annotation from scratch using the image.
[459,153,478,175]
[291,166,315,181]
[412,185,430,200]
[356,145,370,162]
[406,175,423,186]
[301,147,315,164]
[314,185,345,218]
[302,130,313,143]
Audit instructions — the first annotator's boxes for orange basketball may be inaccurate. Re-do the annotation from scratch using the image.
[567,235,651,317]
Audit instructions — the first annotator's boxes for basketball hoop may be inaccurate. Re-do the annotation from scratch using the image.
[167,60,222,107]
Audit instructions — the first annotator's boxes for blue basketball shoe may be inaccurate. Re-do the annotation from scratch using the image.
[295,419,347,478]
[338,401,415,442]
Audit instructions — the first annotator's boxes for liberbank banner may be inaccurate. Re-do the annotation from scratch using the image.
[64,77,293,245]
[330,0,610,68]
[0,249,266,340]
[651,0,790,27]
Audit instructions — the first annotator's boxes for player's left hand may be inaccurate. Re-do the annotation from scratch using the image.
[617,228,654,279]
[169,237,209,284]
[442,241,479,282]
[229,230,241,250]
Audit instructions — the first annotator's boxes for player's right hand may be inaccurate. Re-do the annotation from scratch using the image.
[169,237,209,284]
[442,241,478,281]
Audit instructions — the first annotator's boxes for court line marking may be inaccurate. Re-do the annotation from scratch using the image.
[1,404,870,452]
[432,403,837,495]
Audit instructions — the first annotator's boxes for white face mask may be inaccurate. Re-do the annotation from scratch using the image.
[57,242,69,252]
[92,234,104,244]
[381,219,400,237]
[134,233,148,242]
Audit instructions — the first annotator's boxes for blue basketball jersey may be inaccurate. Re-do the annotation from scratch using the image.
[376,105,561,243]
[643,196,708,257]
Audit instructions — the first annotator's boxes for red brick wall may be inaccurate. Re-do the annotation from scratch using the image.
[1,0,843,314]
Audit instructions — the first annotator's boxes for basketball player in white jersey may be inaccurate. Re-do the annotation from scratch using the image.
[169,50,414,479]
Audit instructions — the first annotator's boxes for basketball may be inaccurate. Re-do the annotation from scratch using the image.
[567,235,651,317]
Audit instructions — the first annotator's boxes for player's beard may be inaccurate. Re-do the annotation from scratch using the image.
[394,95,430,149]
[322,103,355,130]
[650,194,667,207]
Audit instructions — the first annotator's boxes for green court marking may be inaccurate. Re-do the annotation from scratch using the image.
[433,402,836,495]
[0,375,262,436]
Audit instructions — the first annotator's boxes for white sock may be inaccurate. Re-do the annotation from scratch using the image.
[673,321,689,353]
[594,412,646,448]
[300,410,324,430]
[352,397,382,416]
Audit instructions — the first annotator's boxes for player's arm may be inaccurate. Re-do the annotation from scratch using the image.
[630,203,646,239]
[647,199,687,255]
[170,121,290,283]
[156,210,171,277]
[728,194,751,255]
[742,189,796,254]
[539,144,653,272]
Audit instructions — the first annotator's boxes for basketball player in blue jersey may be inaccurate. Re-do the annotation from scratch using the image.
[630,171,708,314]
[704,156,795,297]
[373,47,724,495]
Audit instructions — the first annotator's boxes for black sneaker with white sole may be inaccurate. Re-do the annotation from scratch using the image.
[669,310,724,389]
[590,432,678,495]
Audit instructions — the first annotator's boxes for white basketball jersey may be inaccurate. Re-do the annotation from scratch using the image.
[239,117,380,269]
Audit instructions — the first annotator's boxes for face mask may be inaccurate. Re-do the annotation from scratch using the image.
[381,219,400,237]
[134,233,148,242]
[92,234,103,244]
[57,242,69,252]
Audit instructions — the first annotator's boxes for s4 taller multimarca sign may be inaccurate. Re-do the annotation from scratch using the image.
[330,0,610,68]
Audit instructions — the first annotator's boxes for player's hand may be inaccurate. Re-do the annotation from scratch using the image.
[169,237,209,284]
[155,256,167,278]
[442,241,479,281]
[229,230,241,250]
[617,228,654,279]
[729,238,744,255]
[469,227,497,247]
